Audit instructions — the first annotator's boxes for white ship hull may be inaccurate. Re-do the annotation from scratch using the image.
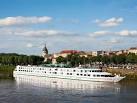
[13,65,125,82]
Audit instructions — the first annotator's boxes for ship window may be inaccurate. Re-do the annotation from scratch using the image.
[84,74,86,76]
[70,73,72,75]
[102,75,114,77]
[93,75,96,77]
[81,70,83,72]
[97,75,100,77]
[88,74,90,76]
[92,70,102,72]
[67,73,69,75]
[55,69,58,71]
[85,70,87,72]
[77,74,79,76]
[80,74,83,76]
[45,71,46,73]
[89,70,92,72]
[73,70,76,72]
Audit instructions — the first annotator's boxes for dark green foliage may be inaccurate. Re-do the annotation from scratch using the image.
[56,53,137,66]
[56,56,67,64]
[0,65,15,79]
[44,59,52,64]
[126,53,137,64]
[0,53,44,65]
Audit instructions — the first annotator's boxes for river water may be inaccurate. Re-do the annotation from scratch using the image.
[0,76,137,103]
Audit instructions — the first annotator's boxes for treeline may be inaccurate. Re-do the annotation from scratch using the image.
[56,53,137,67]
[0,53,44,65]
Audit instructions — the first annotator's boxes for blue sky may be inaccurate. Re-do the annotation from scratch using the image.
[0,0,137,55]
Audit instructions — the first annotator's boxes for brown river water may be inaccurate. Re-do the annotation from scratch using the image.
[0,76,137,103]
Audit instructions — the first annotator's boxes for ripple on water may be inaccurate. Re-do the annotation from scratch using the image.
[0,77,137,103]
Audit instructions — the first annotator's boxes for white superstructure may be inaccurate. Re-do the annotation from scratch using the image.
[13,65,125,82]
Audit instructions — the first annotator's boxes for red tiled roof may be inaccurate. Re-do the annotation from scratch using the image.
[129,47,137,50]
[60,50,80,54]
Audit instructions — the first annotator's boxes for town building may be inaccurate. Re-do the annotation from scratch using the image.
[128,47,137,55]
[116,50,128,55]
[52,50,80,64]
[42,44,137,64]
[91,51,98,56]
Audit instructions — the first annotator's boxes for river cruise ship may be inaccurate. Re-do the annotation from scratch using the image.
[13,64,125,82]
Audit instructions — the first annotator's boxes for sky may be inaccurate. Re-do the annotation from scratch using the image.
[0,0,137,55]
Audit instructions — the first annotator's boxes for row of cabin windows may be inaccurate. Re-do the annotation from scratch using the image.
[19,67,102,73]
[93,75,114,77]
[19,67,46,70]
[18,70,45,73]
[77,74,90,76]
[18,70,33,72]
[45,72,57,74]
[18,70,98,77]
[80,70,102,72]
[19,67,101,72]
[67,73,72,75]
[19,67,102,72]
[18,70,57,75]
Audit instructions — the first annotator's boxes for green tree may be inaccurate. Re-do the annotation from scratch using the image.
[126,53,137,64]
[102,55,110,64]
[56,56,66,63]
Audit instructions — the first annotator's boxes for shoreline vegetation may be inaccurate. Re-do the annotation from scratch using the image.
[0,53,44,79]
[105,68,137,81]
[0,65,15,79]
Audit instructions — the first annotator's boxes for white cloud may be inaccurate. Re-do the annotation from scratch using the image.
[95,17,123,27]
[93,31,110,35]
[117,30,137,36]
[26,43,33,48]
[109,39,121,44]
[16,30,76,37]
[0,16,52,26]
[89,30,110,37]
[0,27,77,37]
[89,29,137,38]
[103,38,121,45]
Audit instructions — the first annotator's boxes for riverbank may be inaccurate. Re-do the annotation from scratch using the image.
[0,65,15,79]
[104,68,137,80]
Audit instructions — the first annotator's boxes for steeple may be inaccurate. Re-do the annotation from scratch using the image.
[42,44,49,62]
[42,44,48,55]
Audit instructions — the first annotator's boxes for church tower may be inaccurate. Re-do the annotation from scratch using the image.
[42,44,48,62]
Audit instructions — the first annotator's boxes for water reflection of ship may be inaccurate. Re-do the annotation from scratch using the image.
[15,75,121,94]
